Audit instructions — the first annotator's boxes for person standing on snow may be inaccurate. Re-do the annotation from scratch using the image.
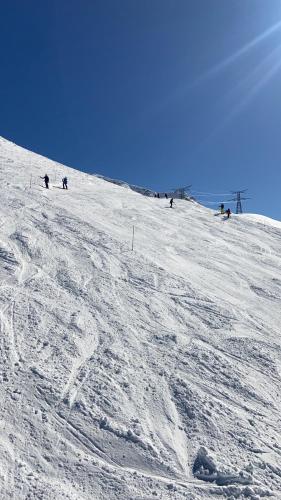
[40,174,49,189]
[170,198,174,208]
[220,203,225,214]
[226,208,231,219]
[62,176,68,189]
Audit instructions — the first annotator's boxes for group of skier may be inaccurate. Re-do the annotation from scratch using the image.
[40,174,68,190]
[153,192,174,208]
[40,174,231,218]
[40,174,176,209]
[154,197,231,216]
[154,192,169,199]
[220,203,231,218]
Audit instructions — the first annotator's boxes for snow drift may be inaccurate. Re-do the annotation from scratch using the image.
[0,136,281,499]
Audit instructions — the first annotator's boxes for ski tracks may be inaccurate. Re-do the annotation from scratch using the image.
[0,236,41,367]
[55,332,99,451]
[61,332,98,407]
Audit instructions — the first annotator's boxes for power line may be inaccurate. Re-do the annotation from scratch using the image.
[201,200,232,205]
[191,191,231,196]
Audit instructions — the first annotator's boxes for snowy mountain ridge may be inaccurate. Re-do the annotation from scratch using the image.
[0,136,281,499]
[94,174,157,197]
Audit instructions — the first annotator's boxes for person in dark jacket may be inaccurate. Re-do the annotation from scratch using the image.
[170,198,174,208]
[62,177,68,189]
[220,203,225,214]
[40,174,49,189]
[226,208,231,219]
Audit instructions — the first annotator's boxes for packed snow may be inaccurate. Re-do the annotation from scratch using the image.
[0,136,281,499]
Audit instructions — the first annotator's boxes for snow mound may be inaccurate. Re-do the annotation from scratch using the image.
[0,136,281,499]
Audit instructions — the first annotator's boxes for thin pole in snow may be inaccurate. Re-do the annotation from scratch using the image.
[131,225,135,251]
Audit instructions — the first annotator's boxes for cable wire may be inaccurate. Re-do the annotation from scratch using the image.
[191,191,231,196]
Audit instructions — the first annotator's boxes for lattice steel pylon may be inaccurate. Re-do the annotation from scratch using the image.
[171,185,192,199]
[229,190,250,214]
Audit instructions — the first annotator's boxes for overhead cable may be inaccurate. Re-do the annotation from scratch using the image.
[191,191,231,196]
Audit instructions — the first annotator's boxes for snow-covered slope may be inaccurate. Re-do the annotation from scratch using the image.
[0,136,281,499]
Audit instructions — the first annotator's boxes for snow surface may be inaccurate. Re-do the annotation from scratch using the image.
[0,136,281,499]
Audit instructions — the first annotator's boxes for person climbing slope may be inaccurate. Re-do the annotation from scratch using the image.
[170,198,174,208]
[226,208,231,219]
[62,176,68,189]
[40,174,49,189]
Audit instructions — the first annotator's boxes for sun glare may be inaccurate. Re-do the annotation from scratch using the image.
[202,19,281,80]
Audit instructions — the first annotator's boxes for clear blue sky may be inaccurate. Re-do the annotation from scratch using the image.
[1,0,281,218]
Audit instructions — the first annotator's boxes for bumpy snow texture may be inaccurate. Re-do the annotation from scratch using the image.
[0,136,281,500]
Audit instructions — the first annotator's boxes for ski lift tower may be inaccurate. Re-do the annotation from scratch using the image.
[172,185,192,199]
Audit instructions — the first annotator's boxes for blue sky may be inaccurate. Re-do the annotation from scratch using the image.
[1,0,281,218]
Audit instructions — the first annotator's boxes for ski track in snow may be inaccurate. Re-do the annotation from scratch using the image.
[0,137,280,499]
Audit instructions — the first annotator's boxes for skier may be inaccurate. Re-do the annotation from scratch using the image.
[165,193,168,199]
[62,176,68,189]
[157,193,160,199]
[226,208,231,219]
[220,203,225,214]
[40,174,49,189]
[170,198,174,208]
